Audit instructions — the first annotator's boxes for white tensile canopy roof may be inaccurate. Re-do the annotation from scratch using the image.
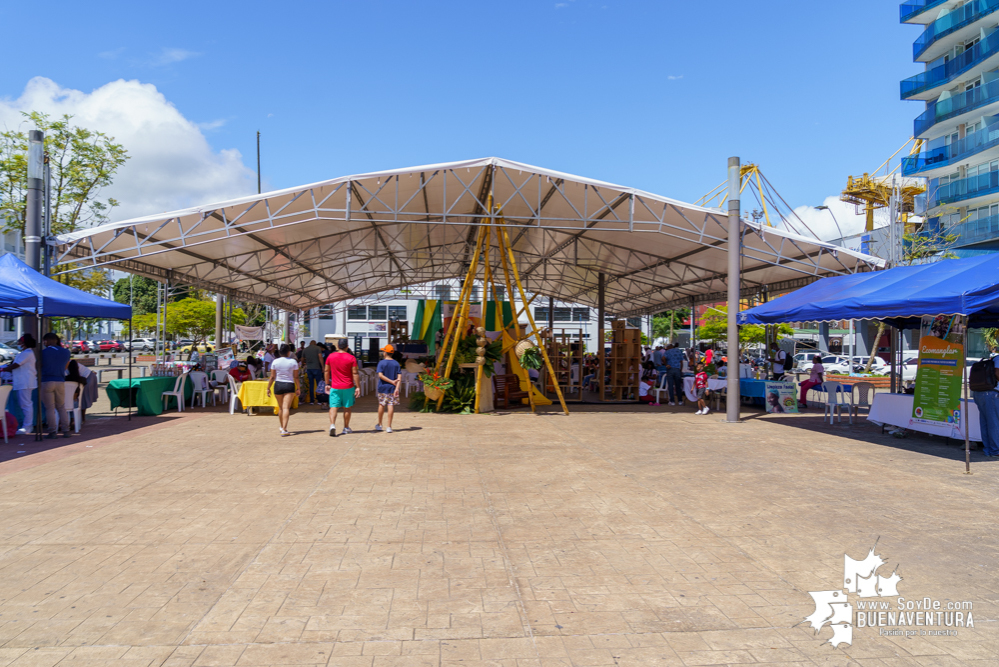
[55,157,885,316]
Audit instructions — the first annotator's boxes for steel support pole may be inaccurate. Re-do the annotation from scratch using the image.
[215,295,224,351]
[725,157,741,423]
[964,326,971,474]
[598,273,605,401]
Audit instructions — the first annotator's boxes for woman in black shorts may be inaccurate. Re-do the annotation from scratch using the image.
[266,344,301,436]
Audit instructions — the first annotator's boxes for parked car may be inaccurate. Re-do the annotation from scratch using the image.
[0,342,18,363]
[178,343,212,353]
[68,340,89,354]
[91,340,122,353]
[127,338,157,352]
[798,354,850,374]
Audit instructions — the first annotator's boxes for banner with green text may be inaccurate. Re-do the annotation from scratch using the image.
[911,316,966,436]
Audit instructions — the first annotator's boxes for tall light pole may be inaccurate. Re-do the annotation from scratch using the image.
[725,157,741,423]
[25,130,44,271]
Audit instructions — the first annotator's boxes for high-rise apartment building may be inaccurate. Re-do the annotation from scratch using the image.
[901,0,999,252]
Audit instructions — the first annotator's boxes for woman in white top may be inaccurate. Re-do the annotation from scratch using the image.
[266,343,300,436]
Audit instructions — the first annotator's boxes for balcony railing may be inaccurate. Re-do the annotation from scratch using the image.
[913,77,999,136]
[928,169,999,206]
[919,214,999,245]
[902,119,999,174]
[901,26,999,98]
[901,0,950,23]
[914,0,999,60]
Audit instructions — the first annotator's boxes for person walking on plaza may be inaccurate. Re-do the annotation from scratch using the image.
[39,333,71,439]
[3,335,37,435]
[266,344,301,437]
[663,343,685,406]
[375,344,401,433]
[972,344,999,458]
[693,362,710,415]
[325,337,361,437]
[767,342,788,381]
[302,339,324,405]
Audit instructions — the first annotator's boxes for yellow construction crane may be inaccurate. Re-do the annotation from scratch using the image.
[841,138,925,233]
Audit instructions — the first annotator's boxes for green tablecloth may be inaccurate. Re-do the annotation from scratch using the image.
[106,376,193,416]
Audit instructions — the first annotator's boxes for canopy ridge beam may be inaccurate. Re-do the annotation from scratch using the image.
[459,164,495,272]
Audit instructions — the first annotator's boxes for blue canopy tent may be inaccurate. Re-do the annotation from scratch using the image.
[737,253,999,330]
[0,254,134,437]
[737,253,999,472]
[0,254,131,318]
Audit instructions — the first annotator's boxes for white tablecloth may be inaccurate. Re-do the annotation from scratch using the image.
[868,393,982,442]
[682,377,729,403]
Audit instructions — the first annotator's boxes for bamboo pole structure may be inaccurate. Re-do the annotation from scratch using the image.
[493,217,536,412]
[498,222,569,416]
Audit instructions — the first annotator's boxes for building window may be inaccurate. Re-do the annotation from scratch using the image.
[318,305,335,320]
[347,306,367,321]
[388,305,407,321]
[434,285,451,301]
[554,308,572,322]
[572,307,589,322]
[534,307,549,321]
[626,317,642,328]
[494,286,505,301]
[368,306,387,321]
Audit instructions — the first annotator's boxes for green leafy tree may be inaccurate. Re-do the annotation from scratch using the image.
[112,276,160,316]
[652,308,690,343]
[698,305,793,346]
[0,111,128,235]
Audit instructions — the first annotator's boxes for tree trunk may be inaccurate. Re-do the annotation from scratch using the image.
[864,321,886,373]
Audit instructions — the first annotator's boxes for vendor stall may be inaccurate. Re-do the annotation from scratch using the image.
[107,376,194,416]
[236,380,299,414]
[739,253,999,472]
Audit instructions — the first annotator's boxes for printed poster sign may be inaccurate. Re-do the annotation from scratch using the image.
[765,381,799,414]
[442,302,483,335]
[911,315,965,435]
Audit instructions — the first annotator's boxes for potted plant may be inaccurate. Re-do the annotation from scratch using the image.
[419,370,454,401]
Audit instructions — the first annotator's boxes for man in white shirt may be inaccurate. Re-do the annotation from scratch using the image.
[768,342,788,381]
[5,335,38,435]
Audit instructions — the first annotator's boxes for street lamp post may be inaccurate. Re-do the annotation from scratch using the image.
[815,205,844,244]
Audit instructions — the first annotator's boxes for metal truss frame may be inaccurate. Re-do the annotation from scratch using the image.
[54,158,884,315]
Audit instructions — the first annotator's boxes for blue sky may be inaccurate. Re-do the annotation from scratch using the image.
[0,0,921,225]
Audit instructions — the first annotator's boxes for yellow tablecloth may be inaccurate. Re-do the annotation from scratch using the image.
[236,380,299,412]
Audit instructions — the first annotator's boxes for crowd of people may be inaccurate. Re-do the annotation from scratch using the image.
[221,338,404,438]
[0,333,98,438]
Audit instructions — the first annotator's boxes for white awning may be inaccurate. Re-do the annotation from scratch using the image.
[55,157,885,315]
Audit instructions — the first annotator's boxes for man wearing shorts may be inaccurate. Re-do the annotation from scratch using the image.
[375,344,401,433]
[324,338,361,437]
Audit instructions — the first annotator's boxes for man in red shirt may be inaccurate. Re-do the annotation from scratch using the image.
[324,338,361,437]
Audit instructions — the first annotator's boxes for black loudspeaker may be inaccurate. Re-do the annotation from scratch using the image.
[368,337,380,363]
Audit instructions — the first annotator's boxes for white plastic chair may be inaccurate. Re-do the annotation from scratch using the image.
[211,370,230,403]
[161,372,188,413]
[63,381,82,433]
[821,381,852,425]
[652,374,671,404]
[851,382,876,421]
[401,371,421,397]
[189,371,214,408]
[0,384,12,443]
[227,374,243,414]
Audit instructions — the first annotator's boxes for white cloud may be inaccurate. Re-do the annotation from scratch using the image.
[150,48,200,66]
[779,196,869,241]
[197,118,228,131]
[555,2,569,7]
[667,75,683,80]
[0,76,256,223]
[98,47,125,60]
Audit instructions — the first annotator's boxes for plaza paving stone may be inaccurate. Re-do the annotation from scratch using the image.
[0,396,996,666]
